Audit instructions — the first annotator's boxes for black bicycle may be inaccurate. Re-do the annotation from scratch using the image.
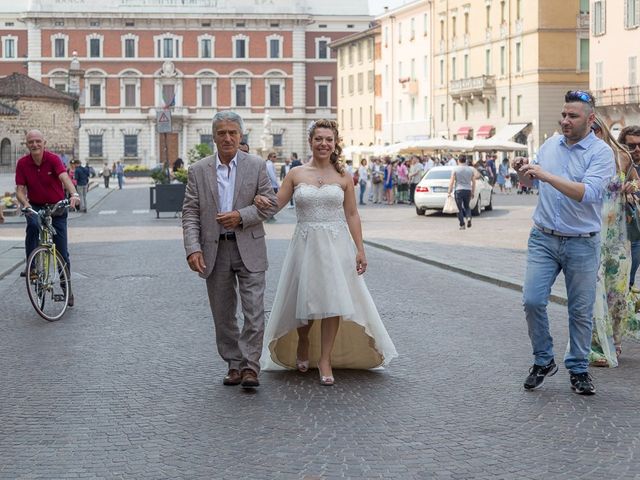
[22,199,71,321]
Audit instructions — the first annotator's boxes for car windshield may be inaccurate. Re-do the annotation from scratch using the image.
[425,169,452,180]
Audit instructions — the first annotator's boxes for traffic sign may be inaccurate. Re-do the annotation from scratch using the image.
[156,110,172,133]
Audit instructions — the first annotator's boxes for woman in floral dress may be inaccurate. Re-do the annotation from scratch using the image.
[589,117,639,367]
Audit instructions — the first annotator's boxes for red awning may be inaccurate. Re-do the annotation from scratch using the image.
[476,125,494,138]
[456,126,472,137]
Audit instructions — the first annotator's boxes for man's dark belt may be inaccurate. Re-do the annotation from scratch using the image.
[219,232,236,241]
[534,224,597,238]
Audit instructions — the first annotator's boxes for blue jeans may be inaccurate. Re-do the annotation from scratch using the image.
[359,180,367,204]
[25,208,70,270]
[454,190,471,226]
[630,240,640,287]
[117,173,124,189]
[522,227,600,374]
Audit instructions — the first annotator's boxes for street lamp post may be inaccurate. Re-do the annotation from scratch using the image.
[68,51,84,163]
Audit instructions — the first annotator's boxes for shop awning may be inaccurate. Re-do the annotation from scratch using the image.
[456,126,473,138]
[493,123,529,141]
[476,125,494,138]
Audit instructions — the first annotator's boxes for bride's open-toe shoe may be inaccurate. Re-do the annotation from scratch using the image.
[317,362,334,386]
[296,358,309,373]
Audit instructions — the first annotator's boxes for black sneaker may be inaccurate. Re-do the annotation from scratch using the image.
[467,219,472,228]
[524,359,558,390]
[570,372,596,395]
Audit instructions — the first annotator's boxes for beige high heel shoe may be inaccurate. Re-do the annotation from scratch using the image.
[317,362,334,386]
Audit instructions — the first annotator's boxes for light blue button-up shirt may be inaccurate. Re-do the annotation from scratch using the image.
[532,132,614,235]
[216,153,237,232]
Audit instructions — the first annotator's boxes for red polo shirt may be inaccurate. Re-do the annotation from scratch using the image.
[15,150,67,205]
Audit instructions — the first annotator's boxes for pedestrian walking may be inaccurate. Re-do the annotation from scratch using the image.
[15,129,81,306]
[101,163,111,188]
[357,158,369,205]
[588,117,639,368]
[447,155,476,230]
[370,158,384,204]
[115,161,125,189]
[497,158,509,193]
[486,154,497,186]
[74,160,90,212]
[181,111,277,389]
[265,152,279,194]
[383,158,394,205]
[619,125,640,289]
[409,155,424,204]
[516,90,615,395]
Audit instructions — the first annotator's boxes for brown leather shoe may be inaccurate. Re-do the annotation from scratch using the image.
[240,369,259,388]
[223,369,242,386]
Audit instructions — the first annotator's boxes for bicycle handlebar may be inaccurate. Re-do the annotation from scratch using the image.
[21,199,71,218]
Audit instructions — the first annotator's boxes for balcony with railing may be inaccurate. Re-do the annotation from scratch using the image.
[595,86,640,107]
[449,75,495,102]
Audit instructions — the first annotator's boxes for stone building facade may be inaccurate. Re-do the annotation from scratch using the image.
[0,73,77,173]
[0,0,371,168]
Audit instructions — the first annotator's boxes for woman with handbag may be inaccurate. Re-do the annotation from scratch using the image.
[589,116,639,367]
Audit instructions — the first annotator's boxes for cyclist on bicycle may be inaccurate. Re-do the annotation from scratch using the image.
[15,130,81,306]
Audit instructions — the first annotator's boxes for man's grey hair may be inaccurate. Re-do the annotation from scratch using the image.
[212,111,244,134]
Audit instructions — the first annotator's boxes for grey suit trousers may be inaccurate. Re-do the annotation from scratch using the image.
[205,239,266,374]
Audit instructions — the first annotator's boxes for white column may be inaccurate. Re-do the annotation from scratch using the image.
[292,25,306,115]
[26,21,42,81]
[182,119,188,160]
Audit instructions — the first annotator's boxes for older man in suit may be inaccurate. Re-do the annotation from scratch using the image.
[182,111,276,389]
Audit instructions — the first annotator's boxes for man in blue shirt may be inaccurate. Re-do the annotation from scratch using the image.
[74,160,91,213]
[515,90,615,395]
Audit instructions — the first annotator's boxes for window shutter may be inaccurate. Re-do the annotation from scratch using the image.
[636,0,640,26]
[602,0,606,33]
[625,0,629,28]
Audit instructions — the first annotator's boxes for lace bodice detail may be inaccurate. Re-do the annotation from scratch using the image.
[293,183,347,239]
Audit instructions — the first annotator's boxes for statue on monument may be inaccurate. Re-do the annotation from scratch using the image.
[260,110,273,153]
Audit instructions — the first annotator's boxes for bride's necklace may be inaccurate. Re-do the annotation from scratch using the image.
[317,176,325,185]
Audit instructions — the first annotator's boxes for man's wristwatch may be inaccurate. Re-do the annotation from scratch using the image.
[72,193,80,197]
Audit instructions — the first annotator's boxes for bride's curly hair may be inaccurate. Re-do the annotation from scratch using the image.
[307,119,345,174]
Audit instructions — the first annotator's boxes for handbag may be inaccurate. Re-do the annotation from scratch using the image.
[626,199,640,242]
[352,171,359,186]
[443,194,458,214]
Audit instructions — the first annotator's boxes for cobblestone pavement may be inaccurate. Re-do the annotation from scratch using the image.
[2,188,640,479]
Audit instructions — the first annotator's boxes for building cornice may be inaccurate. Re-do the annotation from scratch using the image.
[329,24,380,48]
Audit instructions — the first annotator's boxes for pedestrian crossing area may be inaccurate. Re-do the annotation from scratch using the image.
[97,209,151,215]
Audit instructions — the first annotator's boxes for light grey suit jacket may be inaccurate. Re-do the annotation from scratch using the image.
[181,151,277,278]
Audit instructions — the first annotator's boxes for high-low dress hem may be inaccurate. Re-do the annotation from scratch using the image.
[261,183,398,371]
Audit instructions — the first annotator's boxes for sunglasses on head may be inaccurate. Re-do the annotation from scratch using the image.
[565,90,595,106]
[625,142,640,151]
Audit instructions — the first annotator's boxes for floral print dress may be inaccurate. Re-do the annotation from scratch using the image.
[589,171,635,367]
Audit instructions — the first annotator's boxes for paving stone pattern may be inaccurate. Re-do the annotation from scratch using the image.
[1,189,640,479]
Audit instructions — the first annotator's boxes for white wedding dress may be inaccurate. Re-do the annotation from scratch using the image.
[261,183,398,370]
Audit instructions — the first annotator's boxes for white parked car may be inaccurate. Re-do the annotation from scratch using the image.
[414,166,493,216]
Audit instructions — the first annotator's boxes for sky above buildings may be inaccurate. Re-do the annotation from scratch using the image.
[1,0,409,15]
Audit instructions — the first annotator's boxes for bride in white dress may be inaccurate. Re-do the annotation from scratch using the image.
[255,119,397,385]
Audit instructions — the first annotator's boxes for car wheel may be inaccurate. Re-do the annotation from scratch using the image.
[484,191,493,211]
[471,196,481,216]
[416,206,426,216]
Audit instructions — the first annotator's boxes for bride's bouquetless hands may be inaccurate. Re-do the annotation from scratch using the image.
[254,194,272,209]
[356,251,367,275]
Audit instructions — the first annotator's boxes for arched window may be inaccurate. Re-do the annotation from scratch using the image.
[0,138,12,165]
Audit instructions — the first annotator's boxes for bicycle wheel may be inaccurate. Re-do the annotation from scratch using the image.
[26,246,69,321]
